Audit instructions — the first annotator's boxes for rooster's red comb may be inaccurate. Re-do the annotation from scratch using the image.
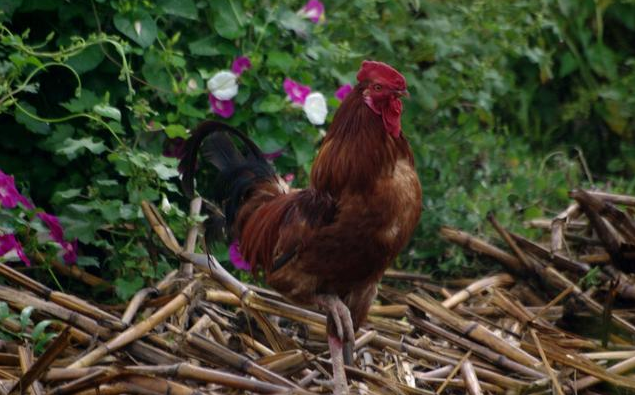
[356,60,406,88]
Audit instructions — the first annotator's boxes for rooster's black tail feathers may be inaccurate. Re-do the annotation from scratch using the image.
[178,121,276,241]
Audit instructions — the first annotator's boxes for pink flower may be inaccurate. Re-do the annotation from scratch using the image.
[229,240,250,271]
[0,234,31,266]
[0,170,33,209]
[335,84,353,101]
[61,239,77,264]
[300,0,325,23]
[231,56,252,76]
[209,93,235,118]
[262,148,284,160]
[283,173,295,184]
[38,213,64,243]
[37,212,78,264]
[283,78,311,105]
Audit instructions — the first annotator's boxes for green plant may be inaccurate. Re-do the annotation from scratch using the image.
[1,0,634,295]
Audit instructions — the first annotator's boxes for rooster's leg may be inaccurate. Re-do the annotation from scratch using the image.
[316,294,354,395]
[328,334,349,395]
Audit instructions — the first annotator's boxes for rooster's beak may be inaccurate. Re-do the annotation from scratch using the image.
[394,89,410,98]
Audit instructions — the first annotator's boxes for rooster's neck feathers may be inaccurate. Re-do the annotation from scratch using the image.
[310,86,412,194]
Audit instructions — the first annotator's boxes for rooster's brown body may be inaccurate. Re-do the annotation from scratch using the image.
[181,61,421,394]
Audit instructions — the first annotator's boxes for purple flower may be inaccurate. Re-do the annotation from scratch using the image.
[0,234,31,266]
[37,212,78,264]
[283,78,311,105]
[335,84,353,101]
[229,240,250,271]
[209,93,235,118]
[61,239,77,264]
[262,148,284,160]
[37,213,64,243]
[0,170,34,209]
[231,56,252,76]
[300,0,325,23]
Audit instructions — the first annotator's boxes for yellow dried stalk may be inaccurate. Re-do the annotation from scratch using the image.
[68,280,200,369]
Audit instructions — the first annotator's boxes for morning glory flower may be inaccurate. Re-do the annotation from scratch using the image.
[209,93,235,118]
[283,78,311,105]
[37,212,78,264]
[0,234,30,266]
[303,92,328,125]
[229,240,250,271]
[207,70,238,100]
[61,239,77,264]
[299,0,325,23]
[335,84,353,101]
[283,173,295,184]
[231,56,252,76]
[0,170,33,209]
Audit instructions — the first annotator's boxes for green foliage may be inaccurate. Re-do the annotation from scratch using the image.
[1,0,634,295]
[0,302,57,354]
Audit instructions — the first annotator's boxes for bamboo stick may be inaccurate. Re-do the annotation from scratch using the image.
[439,227,524,273]
[442,274,513,309]
[68,280,200,368]
[572,354,635,391]
[460,358,482,395]
[570,189,631,270]
[550,203,581,255]
[124,363,289,394]
[9,327,71,395]
[0,286,112,339]
[181,197,202,278]
[530,329,564,395]
[16,346,43,395]
[435,350,471,394]
[407,292,542,368]
[121,288,158,325]
[0,264,123,329]
[408,313,543,378]
[586,190,635,206]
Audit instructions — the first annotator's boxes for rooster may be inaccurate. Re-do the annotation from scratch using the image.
[180,60,422,394]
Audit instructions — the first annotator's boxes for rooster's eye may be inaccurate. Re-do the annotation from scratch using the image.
[373,84,382,91]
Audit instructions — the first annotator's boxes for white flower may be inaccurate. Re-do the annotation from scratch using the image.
[161,194,171,212]
[303,92,327,125]
[207,71,238,100]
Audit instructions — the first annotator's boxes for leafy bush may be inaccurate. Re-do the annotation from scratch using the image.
[1,0,634,298]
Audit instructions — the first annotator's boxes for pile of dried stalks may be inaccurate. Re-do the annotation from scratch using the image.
[1,189,635,394]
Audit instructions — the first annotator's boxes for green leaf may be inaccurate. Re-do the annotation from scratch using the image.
[20,306,34,330]
[93,104,121,122]
[0,302,10,321]
[57,137,107,160]
[31,320,52,342]
[15,102,50,134]
[209,0,246,39]
[66,45,105,74]
[188,37,221,56]
[151,162,179,180]
[52,188,82,204]
[61,89,100,113]
[113,11,157,48]
[253,94,285,113]
[159,0,197,19]
[76,256,100,268]
[266,51,294,73]
[165,124,188,139]
[114,277,144,300]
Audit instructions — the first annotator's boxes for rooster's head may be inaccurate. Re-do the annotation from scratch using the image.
[356,60,407,138]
